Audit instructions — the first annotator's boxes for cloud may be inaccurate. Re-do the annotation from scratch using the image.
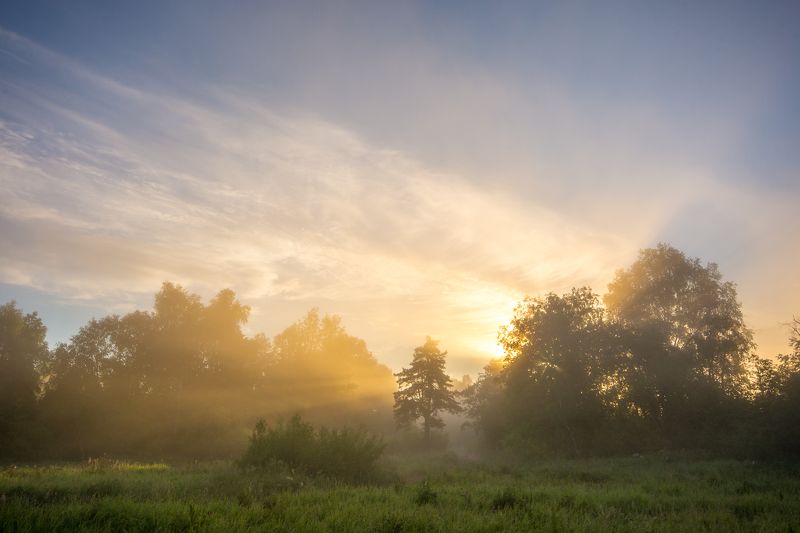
[1,22,797,371]
[0,28,643,371]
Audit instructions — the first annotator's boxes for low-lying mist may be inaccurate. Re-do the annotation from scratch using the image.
[3,283,398,460]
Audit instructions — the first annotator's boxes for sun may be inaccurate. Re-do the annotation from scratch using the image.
[474,339,505,359]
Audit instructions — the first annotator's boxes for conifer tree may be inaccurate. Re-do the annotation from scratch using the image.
[393,337,461,445]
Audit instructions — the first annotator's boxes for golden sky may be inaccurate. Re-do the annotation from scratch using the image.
[1,3,799,375]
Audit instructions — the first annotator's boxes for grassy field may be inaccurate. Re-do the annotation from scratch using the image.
[1,455,799,532]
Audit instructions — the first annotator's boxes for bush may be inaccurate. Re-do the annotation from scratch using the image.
[238,415,386,482]
[412,481,437,505]
[490,488,521,510]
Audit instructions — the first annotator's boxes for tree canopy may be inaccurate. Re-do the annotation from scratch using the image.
[463,244,797,458]
[1,283,395,460]
[605,243,754,396]
[498,287,617,455]
[2,244,800,460]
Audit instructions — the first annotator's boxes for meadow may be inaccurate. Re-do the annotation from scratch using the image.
[2,454,799,532]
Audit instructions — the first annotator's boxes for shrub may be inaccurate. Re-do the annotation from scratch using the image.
[490,487,520,510]
[413,481,437,505]
[238,415,385,482]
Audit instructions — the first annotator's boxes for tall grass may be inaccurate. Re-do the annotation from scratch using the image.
[1,456,799,532]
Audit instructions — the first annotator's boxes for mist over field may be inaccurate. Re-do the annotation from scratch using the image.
[1,1,799,531]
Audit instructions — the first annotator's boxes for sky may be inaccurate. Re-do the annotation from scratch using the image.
[1,1,798,377]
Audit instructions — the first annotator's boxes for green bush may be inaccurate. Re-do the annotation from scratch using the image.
[238,415,386,482]
[413,481,437,506]
[490,487,521,511]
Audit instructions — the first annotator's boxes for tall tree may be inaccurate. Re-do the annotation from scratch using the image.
[393,337,461,445]
[498,287,618,455]
[604,244,755,448]
[460,359,507,448]
[38,283,274,458]
[271,309,395,412]
[0,302,48,457]
[605,243,754,395]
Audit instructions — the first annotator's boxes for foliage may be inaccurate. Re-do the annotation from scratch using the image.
[238,415,386,482]
[605,244,755,392]
[1,283,395,460]
[3,243,800,461]
[460,359,507,448]
[498,287,618,455]
[394,337,461,446]
[604,244,756,449]
[748,318,800,456]
[464,244,800,458]
[412,481,438,505]
[271,309,397,412]
[0,302,48,458]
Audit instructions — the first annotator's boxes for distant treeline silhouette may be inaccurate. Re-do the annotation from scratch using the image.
[1,243,798,460]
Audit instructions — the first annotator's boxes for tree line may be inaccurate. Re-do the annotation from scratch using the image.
[1,243,798,461]
[0,283,395,460]
[461,244,800,458]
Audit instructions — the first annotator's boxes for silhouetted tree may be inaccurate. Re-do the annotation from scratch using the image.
[0,302,48,457]
[393,337,461,446]
[34,284,260,457]
[604,244,755,448]
[6,244,798,460]
[31,284,395,458]
[790,317,800,363]
[750,318,800,456]
[498,287,618,455]
[461,359,507,448]
[606,244,754,395]
[463,245,770,456]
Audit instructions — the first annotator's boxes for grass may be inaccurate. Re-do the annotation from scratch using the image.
[1,455,799,532]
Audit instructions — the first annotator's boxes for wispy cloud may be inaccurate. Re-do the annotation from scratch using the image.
[0,28,639,371]
[0,22,797,372]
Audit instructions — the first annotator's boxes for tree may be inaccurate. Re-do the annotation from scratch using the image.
[789,317,800,365]
[393,337,461,446]
[604,244,755,448]
[460,359,507,448]
[0,302,48,457]
[271,309,396,413]
[31,283,397,459]
[751,318,800,456]
[498,287,618,455]
[38,283,275,458]
[605,243,754,395]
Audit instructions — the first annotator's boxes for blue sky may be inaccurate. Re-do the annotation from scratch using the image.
[1,1,798,375]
